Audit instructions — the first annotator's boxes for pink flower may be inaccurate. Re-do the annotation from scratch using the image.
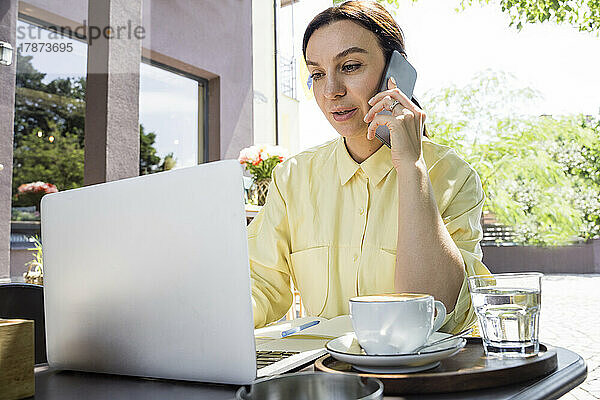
[238,144,289,180]
[238,146,260,164]
[18,181,58,194]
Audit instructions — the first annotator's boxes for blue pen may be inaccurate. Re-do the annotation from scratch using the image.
[281,320,320,338]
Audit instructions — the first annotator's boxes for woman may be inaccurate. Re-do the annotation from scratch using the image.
[248,0,489,333]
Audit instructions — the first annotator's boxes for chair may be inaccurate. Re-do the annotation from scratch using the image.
[0,283,46,364]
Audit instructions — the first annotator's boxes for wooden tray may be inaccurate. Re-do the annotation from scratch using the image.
[314,338,557,395]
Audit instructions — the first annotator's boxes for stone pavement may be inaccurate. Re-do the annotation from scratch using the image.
[539,274,600,399]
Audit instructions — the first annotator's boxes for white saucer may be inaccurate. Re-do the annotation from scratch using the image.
[325,332,466,374]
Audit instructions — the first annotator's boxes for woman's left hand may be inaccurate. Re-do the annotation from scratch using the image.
[363,77,426,168]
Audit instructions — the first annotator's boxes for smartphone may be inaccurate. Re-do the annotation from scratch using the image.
[374,50,417,148]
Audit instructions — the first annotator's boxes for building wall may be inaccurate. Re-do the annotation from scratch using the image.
[20,0,87,28]
[252,0,277,146]
[273,0,301,155]
[278,94,300,155]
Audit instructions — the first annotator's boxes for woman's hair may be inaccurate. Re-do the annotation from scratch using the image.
[302,0,429,137]
[302,0,406,67]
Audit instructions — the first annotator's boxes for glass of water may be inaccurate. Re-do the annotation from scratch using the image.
[468,272,543,358]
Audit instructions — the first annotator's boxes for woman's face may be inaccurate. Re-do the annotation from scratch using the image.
[305,20,386,139]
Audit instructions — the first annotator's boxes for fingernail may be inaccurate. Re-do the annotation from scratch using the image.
[390,76,396,85]
[363,114,368,122]
[368,97,374,105]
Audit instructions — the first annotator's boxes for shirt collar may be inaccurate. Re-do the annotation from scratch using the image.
[335,137,394,187]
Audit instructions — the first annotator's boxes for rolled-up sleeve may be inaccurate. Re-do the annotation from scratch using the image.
[248,167,293,328]
[440,169,490,333]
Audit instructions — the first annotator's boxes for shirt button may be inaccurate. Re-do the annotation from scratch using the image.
[359,207,365,215]
[353,254,359,262]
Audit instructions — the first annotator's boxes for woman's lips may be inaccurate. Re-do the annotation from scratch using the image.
[332,108,358,122]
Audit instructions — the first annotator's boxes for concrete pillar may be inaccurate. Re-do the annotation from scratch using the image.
[84,0,142,185]
[0,0,18,279]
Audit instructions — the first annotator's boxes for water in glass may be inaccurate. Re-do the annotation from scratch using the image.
[471,286,540,357]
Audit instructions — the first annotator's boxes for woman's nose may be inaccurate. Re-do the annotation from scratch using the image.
[323,75,345,99]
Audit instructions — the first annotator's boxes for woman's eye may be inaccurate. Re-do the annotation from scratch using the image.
[342,64,361,72]
[309,64,360,81]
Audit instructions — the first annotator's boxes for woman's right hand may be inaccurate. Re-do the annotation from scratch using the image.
[363,77,427,169]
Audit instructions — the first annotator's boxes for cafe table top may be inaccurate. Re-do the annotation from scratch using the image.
[31,345,586,400]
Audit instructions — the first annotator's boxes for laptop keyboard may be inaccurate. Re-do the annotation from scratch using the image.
[256,351,299,369]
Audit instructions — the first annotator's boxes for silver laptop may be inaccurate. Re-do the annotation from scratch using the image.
[41,160,325,385]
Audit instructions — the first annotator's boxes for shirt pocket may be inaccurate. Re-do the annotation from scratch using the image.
[377,248,397,293]
[290,246,329,316]
[358,248,397,296]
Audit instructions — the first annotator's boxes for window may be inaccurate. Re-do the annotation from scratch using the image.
[139,60,208,174]
[280,55,297,99]
[12,19,87,223]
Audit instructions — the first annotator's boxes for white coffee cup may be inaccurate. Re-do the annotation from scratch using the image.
[349,293,447,355]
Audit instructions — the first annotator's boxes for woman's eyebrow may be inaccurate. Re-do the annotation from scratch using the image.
[306,46,369,66]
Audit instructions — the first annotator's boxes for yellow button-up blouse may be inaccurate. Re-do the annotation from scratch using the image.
[248,136,490,333]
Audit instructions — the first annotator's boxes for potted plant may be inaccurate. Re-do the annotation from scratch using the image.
[24,237,43,285]
[15,181,58,211]
[238,145,288,206]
